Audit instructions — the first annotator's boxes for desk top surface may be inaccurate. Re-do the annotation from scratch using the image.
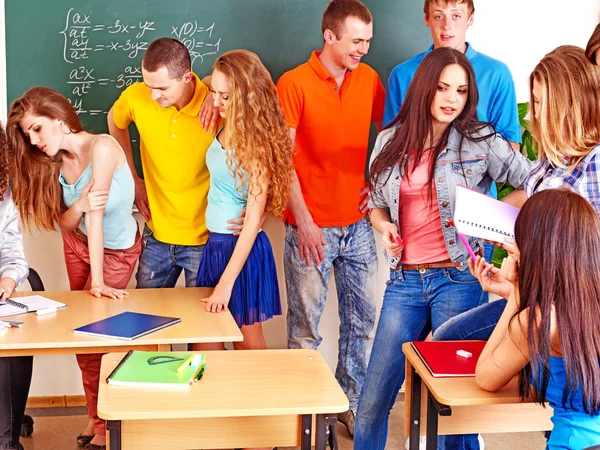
[98,349,349,420]
[0,288,242,352]
[403,342,530,406]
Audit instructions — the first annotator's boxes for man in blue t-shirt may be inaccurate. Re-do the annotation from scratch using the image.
[385,0,520,151]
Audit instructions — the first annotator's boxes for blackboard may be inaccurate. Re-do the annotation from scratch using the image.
[5,0,430,174]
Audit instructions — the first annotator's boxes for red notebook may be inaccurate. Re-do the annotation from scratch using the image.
[411,341,486,378]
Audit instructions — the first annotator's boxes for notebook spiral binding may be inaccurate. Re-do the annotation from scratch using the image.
[5,299,28,311]
[457,219,514,238]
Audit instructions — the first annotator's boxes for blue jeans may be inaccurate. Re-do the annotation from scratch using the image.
[432,298,507,450]
[0,356,33,450]
[354,267,486,450]
[285,217,377,410]
[136,225,204,288]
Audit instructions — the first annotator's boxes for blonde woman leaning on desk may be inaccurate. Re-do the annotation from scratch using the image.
[475,189,600,449]
[6,87,141,450]
[0,123,31,450]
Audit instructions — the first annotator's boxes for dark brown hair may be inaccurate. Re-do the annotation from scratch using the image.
[142,38,191,79]
[7,86,84,230]
[0,124,10,201]
[322,0,373,39]
[513,189,600,414]
[369,47,491,195]
[424,0,475,17]
[585,23,600,65]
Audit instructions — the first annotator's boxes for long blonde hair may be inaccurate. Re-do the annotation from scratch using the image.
[7,86,84,230]
[212,50,293,216]
[529,45,600,171]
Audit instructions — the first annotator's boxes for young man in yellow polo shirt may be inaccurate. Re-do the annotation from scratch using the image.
[108,38,215,288]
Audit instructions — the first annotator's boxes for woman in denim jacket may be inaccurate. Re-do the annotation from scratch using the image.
[353,47,533,450]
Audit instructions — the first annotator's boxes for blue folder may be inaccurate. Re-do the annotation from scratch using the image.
[73,312,181,340]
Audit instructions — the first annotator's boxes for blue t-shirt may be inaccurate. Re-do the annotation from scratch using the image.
[384,43,521,144]
[536,356,600,449]
[60,138,137,250]
[205,131,247,234]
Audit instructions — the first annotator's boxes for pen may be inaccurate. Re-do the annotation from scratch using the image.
[194,365,206,383]
[456,231,478,262]
[176,354,196,373]
[190,362,206,383]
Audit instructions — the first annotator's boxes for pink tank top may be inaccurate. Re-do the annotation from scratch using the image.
[399,151,450,264]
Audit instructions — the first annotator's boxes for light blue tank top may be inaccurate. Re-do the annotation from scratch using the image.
[540,356,600,449]
[205,131,247,234]
[60,135,137,250]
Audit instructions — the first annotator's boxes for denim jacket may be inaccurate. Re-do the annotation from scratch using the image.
[368,125,534,270]
[0,189,29,285]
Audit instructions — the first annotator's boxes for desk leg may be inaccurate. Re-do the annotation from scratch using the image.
[325,414,339,450]
[106,420,122,450]
[409,366,422,450]
[301,414,312,450]
[426,392,439,450]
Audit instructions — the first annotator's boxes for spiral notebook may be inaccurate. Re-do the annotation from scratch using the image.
[0,295,67,318]
[454,185,520,243]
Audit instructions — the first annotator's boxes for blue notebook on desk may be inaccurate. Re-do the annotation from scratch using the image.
[73,312,181,341]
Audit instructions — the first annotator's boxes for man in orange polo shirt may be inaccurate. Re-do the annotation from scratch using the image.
[276,0,384,437]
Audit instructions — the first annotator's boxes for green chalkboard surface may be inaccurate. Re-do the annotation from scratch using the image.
[6,0,430,173]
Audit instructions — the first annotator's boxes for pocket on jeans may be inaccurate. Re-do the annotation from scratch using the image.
[385,270,401,287]
[445,269,478,285]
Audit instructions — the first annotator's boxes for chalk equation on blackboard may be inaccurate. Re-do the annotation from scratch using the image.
[59,8,221,115]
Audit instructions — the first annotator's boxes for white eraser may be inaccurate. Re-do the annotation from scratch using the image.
[456,350,472,358]
[36,307,57,316]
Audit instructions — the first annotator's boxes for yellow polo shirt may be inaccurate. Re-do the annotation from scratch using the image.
[112,74,213,245]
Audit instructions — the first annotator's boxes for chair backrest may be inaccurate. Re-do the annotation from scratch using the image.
[27,268,45,292]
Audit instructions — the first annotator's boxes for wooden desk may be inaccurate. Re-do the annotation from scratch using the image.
[403,342,553,450]
[0,288,243,357]
[98,349,349,450]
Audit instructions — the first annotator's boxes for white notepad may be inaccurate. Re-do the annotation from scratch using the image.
[454,185,521,243]
[0,295,67,318]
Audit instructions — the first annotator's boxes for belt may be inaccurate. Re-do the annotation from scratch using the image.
[393,259,462,271]
[73,227,88,244]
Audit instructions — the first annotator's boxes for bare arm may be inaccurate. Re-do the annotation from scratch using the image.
[85,137,129,299]
[58,180,108,232]
[108,107,151,222]
[509,141,520,151]
[202,170,268,313]
[370,208,403,257]
[501,189,527,208]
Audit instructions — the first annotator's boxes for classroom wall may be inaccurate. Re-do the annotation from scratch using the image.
[4,0,600,397]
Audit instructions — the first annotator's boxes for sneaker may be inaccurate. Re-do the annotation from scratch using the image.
[337,409,355,437]
[404,436,426,450]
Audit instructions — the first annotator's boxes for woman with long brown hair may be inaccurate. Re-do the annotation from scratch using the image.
[193,49,293,351]
[353,47,532,449]
[7,87,140,450]
[476,188,600,449]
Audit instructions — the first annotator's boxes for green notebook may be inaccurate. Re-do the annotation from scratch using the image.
[106,350,206,388]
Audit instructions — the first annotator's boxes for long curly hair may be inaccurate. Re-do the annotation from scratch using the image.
[6,86,84,230]
[0,124,11,201]
[212,50,294,217]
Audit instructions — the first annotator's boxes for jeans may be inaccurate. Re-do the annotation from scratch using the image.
[0,356,33,450]
[285,217,377,410]
[136,225,204,288]
[354,267,486,450]
[432,298,507,450]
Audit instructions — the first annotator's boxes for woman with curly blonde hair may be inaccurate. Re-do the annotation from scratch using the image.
[194,49,294,350]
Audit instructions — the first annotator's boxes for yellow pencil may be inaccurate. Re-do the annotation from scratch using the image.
[176,354,195,373]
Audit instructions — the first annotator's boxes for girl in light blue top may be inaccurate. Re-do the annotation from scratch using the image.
[194,50,294,351]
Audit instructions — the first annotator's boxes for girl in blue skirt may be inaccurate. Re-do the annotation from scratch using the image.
[194,49,294,350]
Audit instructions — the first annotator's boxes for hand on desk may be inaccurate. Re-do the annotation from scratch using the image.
[0,277,16,300]
[201,283,231,313]
[90,282,129,299]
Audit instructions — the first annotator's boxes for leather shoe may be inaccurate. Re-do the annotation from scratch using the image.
[77,434,94,447]
[84,444,106,450]
[337,409,355,437]
[20,414,34,437]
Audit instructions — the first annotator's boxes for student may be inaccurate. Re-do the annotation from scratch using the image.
[276,0,385,435]
[193,49,293,350]
[0,124,31,450]
[353,47,532,450]
[108,37,227,289]
[476,188,600,449]
[7,87,140,450]
[586,23,600,65]
[433,44,600,450]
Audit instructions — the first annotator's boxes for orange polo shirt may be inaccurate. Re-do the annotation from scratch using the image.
[276,51,385,227]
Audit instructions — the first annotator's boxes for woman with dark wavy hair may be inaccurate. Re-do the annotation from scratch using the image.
[477,189,600,449]
[353,46,533,449]
[0,122,32,450]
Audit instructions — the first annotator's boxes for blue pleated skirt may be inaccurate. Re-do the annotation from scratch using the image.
[195,231,282,328]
